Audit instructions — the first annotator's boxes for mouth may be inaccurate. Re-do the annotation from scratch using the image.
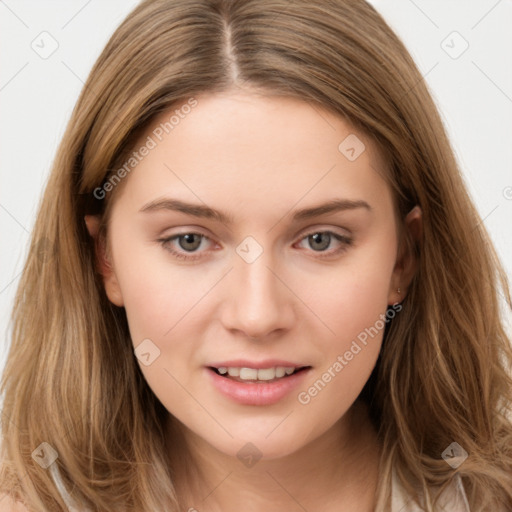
[206,360,313,405]
[208,365,311,383]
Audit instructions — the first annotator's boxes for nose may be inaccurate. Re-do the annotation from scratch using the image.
[220,249,295,340]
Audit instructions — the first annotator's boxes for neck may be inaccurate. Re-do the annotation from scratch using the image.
[167,400,381,512]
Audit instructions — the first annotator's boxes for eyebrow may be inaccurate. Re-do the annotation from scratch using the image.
[139,197,372,224]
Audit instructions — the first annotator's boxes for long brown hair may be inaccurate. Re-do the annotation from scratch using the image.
[1,0,511,510]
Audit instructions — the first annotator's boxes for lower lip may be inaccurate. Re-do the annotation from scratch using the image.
[206,367,311,406]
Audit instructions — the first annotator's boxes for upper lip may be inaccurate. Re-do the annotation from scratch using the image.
[207,359,309,369]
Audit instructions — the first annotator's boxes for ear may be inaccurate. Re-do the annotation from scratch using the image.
[388,205,422,305]
[84,215,124,307]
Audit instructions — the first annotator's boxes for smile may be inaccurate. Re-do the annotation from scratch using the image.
[206,364,312,405]
[212,366,305,382]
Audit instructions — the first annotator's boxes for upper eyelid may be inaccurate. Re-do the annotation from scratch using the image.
[299,227,351,238]
[160,223,351,239]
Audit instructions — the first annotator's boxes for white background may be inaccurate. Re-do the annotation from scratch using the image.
[1,0,511,376]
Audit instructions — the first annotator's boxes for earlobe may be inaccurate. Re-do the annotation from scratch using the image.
[388,205,423,304]
[84,215,124,307]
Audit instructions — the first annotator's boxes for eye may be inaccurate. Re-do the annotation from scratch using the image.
[295,230,353,257]
[158,232,213,261]
[158,229,353,262]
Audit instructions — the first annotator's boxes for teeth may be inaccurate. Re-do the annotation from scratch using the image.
[216,366,298,381]
[257,368,275,381]
[240,368,258,380]
[275,367,286,378]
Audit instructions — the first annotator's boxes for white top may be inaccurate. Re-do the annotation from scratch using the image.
[392,469,471,511]
[50,463,471,511]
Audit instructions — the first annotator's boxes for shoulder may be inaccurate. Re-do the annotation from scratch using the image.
[392,471,471,512]
[0,493,29,511]
[435,476,471,512]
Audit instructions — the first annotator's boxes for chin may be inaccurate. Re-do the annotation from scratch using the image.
[210,424,314,463]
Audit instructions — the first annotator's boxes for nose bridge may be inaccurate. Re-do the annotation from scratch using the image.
[222,237,293,337]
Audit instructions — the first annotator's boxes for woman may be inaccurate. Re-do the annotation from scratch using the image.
[1,0,511,510]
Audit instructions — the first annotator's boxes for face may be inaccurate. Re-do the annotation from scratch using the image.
[95,91,415,460]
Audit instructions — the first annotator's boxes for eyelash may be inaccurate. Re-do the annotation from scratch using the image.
[158,230,353,262]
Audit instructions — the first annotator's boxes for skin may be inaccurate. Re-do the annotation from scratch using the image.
[86,90,422,511]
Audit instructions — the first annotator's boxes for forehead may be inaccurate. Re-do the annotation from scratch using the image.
[113,91,393,222]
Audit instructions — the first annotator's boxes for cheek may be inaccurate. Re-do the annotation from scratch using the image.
[110,237,210,345]
[116,268,178,345]
[112,249,209,413]
[313,270,389,335]
[306,238,395,348]
[294,296,385,432]
[295,239,395,410]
